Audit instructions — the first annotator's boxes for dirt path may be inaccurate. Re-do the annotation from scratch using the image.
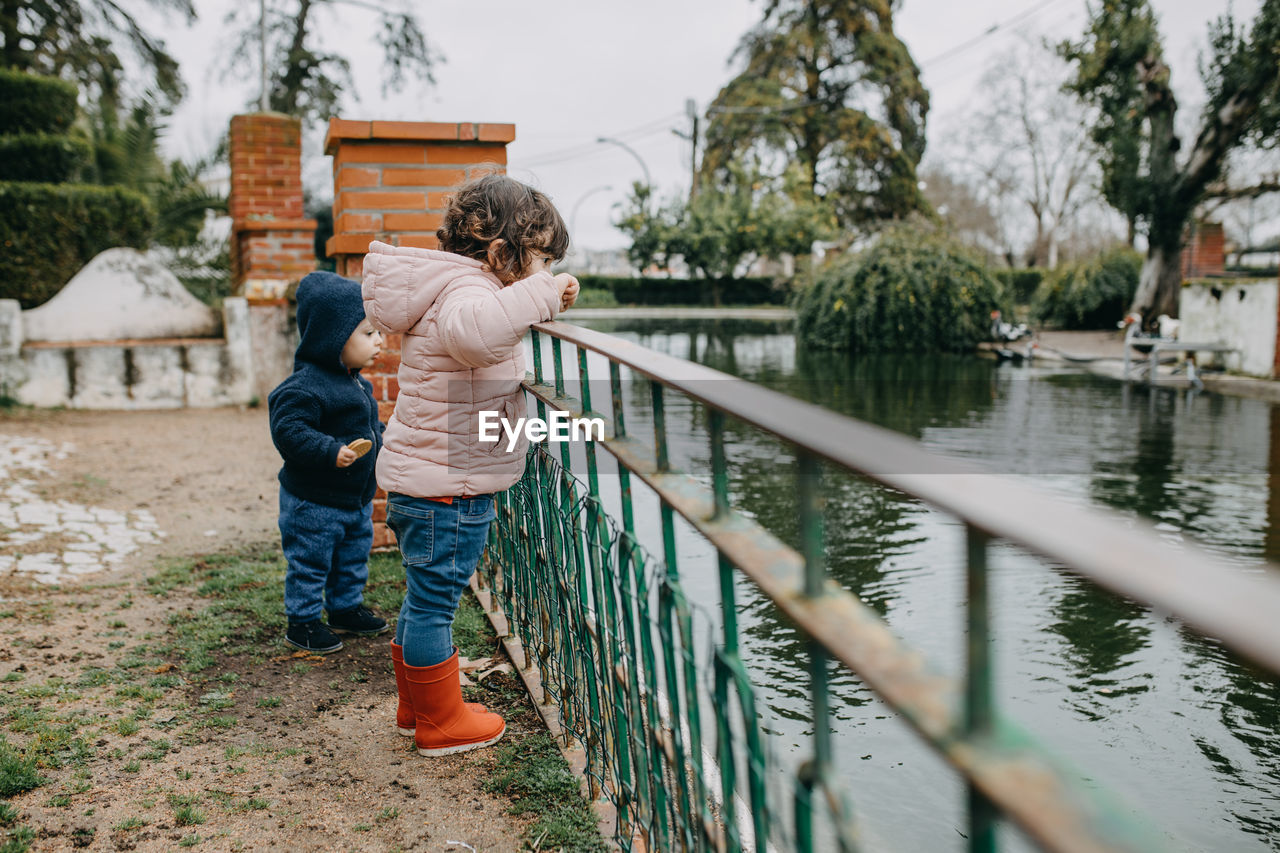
[0,406,552,853]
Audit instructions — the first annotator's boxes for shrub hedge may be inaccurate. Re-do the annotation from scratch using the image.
[993,268,1045,305]
[575,274,786,306]
[0,182,153,308]
[0,134,93,183]
[0,69,78,136]
[1031,248,1141,330]
[796,225,1005,352]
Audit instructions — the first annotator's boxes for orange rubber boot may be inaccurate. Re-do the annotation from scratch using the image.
[390,641,486,737]
[403,650,505,756]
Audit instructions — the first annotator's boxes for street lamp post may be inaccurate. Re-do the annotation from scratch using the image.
[569,184,613,270]
[596,137,652,188]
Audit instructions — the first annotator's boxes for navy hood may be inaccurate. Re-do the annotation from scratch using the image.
[294,271,366,372]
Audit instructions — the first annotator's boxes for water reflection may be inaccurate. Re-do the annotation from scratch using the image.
[565,316,1280,851]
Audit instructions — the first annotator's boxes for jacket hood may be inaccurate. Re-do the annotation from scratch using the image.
[294,271,367,372]
[361,241,495,335]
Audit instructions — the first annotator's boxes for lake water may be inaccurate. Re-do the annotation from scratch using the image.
[541,317,1280,852]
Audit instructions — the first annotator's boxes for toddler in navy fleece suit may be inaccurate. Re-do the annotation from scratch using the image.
[268,271,388,653]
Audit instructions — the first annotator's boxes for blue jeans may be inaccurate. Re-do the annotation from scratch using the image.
[278,486,373,623]
[386,492,495,668]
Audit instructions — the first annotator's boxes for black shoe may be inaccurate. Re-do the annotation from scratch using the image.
[285,620,343,654]
[327,605,388,636]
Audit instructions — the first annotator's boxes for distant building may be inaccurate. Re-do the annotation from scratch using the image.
[563,248,637,277]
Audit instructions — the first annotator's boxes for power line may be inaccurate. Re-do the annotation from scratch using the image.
[921,0,1066,69]
[519,120,679,169]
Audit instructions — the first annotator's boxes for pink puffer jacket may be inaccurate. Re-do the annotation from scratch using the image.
[361,241,560,498]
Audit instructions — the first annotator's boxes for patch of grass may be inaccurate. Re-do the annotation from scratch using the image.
[140,739,171,761]
[376,807,399,822]
[236,798,269,812]
[113,816,148,831]
[117,684,163,702]
[0,738,44,797]
[108,620,127,629]
[352,823,371,832]
[174,805,205,827]
[0,674,21,683]
[44,794,70,808]
[194,715,237,730]
[116,718,140,736]
[147,551,285,670]
[122,761,141,773]
[2,824,35,853]
[362,552,407,615]
[178,834,202,847]
[484,734,606,851]
[0,803,16,824]
[255,696,281,709]
[452,593,490,659]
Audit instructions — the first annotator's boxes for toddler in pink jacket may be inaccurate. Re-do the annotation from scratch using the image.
[361,174,578,756]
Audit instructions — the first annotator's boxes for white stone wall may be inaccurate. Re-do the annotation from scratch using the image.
[1180,279,1278,378]
[0,297,256,408]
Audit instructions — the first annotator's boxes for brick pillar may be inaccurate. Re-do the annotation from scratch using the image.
[323,118,515,549]
[1180,220,1225,280]
[229,113,318,297]
[228,113,319,400]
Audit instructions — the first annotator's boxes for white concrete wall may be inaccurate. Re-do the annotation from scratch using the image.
[0,297,257,408]
[1180,279,1277,378]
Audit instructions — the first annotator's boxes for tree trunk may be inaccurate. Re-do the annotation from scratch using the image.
[273,0,314,115]
[0,0,25,69]
[1130,239,1182,329]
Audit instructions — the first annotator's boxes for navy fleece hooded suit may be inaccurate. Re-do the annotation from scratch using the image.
[268,272,384,623]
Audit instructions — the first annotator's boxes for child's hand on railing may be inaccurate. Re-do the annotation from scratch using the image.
[555,273,580,312]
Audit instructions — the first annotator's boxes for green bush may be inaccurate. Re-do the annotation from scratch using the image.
[0,182,153,308]
[0,70,78,136]
[795,225,1004,352]
[0,134,93,183]
[575,274,786,306]
[993,268,1045,305]
[1031,248,1141,330]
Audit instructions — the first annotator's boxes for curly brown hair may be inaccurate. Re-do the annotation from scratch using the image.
[436,173,569,283]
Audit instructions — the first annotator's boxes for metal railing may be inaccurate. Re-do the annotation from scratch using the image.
[475,320,1280,853]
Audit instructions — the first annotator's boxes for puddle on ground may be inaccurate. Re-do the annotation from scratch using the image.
[0,434,163,585]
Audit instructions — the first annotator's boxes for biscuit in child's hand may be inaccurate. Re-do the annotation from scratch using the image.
[346,438,373,459]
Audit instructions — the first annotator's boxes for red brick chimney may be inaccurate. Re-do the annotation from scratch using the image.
[1181,221,1225,280]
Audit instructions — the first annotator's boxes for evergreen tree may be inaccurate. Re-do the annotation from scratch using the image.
[224,0,440,126]
[700,0,930,232]
[1061,0,1280,326]
[0,0,193,109]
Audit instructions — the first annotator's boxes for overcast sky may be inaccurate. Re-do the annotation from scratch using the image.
[149,0,1256,251]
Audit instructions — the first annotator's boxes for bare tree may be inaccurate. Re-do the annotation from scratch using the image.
[963,38,1102,268]
[917,165,1002,257]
